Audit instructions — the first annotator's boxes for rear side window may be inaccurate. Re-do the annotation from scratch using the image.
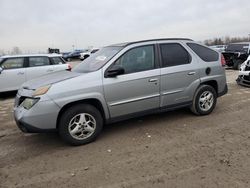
[1,58,24,69]
[29,57,50,67]
[160,43,191,67]
[187,43,219,62]
[51,57,64,65]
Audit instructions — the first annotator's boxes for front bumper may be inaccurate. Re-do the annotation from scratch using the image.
[236,74,250,87]
[14,94,61,133]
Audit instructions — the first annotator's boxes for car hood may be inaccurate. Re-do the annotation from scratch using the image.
[22,70,82,90]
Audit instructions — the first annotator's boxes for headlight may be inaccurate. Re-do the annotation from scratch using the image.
[21,98,39,110]
[33,85,51,97]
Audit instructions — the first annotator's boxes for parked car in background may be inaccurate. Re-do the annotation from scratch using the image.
[63,50,86,61]
[222,42,250,70]
[236,55,250,87]
[14,38,227,145]
[0,54,71,92]
[80,48,99,60]
[210,45,227,53]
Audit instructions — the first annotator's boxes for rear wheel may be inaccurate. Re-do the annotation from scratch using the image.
[58,104,103,146]
[191,85,217,115]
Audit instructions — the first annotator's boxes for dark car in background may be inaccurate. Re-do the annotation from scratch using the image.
[62,49,86,61]
[222,42,250,70]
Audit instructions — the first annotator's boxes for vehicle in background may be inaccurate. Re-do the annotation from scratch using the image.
[14,38,227,145]
[236,55,250,87]
[63,49,86,61]
[80,48,99,60]
[222,42,250,70]
[48,48,60,54]
[210,45,227,53]
[0,54,71,92]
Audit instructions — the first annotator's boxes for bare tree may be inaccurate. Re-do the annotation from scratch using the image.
[204,36,250,46]
[11,46,22,55]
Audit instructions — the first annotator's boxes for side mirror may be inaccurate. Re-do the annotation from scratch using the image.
[105,65,125,78]
[0,67,3,74]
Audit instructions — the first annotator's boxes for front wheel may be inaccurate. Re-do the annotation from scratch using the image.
[58,104,103,146]
[190,85,217,115]
[233,59,243,70]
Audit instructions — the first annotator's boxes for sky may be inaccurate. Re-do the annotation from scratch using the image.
[0,0,249,53]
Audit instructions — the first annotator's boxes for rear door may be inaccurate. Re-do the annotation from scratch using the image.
[159,42,200,107]
[26,56,54,80]
[0,57,26,92]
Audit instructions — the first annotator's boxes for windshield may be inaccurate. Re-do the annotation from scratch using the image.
[226,44,249,53]
[73,46,123,73]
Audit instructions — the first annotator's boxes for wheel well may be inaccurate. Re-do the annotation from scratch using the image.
[201,80,218,94]
[56,99,105,129]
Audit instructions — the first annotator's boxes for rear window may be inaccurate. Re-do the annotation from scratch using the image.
[51,57,64,65]
[160,43,191,67]
[187,43,219,62]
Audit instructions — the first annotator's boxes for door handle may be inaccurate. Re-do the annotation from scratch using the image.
[17,72,24,75]
[148,78,158,82]
[47,69,54,72]
[188,72,196,75]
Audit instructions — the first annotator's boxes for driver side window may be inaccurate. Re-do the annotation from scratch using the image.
[114,45,155,74]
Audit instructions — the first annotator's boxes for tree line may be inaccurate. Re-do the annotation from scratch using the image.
[204,36,250,46]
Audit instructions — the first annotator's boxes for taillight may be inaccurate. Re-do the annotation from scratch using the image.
[221,54,226,67]
[67,64,72,71]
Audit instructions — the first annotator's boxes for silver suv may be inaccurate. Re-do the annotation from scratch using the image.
[14,39,228,145]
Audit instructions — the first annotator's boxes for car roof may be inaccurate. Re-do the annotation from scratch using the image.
[109,38,193,47]
[1,53,62,59]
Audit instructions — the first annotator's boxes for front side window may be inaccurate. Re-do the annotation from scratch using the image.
[1,58,24,69]
[29,57,50,67]
[113,45,155,74]
[51,57,64,65]
[160,43,191,67]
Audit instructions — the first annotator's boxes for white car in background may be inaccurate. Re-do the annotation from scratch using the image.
[80,48,99,60]
[210,45,227,53]
[0,54,71,92]
[237,55,250,87]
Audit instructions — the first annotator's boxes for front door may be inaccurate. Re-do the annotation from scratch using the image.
[103,45,160,118]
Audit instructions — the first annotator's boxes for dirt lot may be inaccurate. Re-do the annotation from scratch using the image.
[0,69,250,188]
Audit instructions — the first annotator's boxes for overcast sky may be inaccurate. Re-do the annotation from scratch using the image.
[0,0,249,52]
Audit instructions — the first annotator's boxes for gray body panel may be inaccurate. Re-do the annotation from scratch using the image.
[13,39,227,131]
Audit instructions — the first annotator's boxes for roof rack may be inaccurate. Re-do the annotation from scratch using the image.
[110,38,193,47]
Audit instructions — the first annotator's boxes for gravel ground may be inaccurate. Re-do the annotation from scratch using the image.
[0,69,250,188]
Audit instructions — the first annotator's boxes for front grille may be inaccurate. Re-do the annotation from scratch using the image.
[245,66,250,71]
[243,76,250,81]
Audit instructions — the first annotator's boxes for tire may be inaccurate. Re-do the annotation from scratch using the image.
[58,104,103,146]
[233,59,243,70]
[190,85,217,116]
